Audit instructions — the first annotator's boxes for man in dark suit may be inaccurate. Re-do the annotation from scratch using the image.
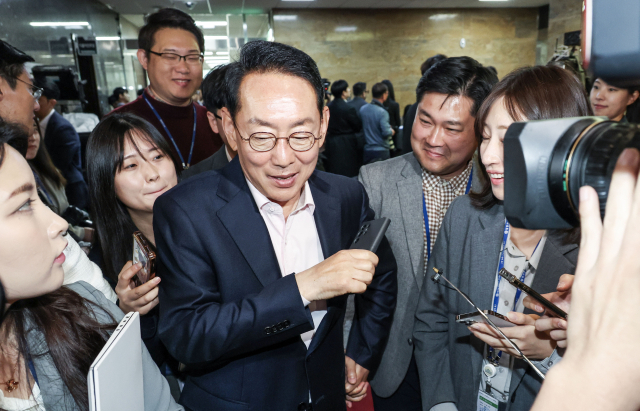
[35,80,89,209]
[154,40,397,411]
[348,82,368,117]
[325,80,362,177]
[181,63,236,179]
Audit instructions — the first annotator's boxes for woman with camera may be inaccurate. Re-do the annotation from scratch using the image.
[86,113,180,368]
[590,78,639,122]
[0,120,181,411]
[413,66,592,411]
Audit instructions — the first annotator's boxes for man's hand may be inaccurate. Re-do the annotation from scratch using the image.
[468,312,556,360]
[295,249,378,302]
[116,261,161,315]
[523,274,573,348]
[345,355,369,408]
[83,227,95,243]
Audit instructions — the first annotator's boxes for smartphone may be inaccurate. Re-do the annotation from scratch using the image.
[349,218,391,253]
[132,231,156,287]
[498,268,568,319]
[456,310,516,328]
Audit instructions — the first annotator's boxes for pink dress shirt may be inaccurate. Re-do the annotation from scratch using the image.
[246,179,327,348]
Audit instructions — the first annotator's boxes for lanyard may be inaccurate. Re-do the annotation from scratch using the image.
[488,219,541,362]
[423,169,473,262]
[143,95,196,170]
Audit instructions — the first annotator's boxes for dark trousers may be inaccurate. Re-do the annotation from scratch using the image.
[363,149,390,165]
[372,354,422,411]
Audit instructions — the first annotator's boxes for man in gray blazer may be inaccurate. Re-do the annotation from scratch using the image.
[182,63,236,180]
[356,57,497,411]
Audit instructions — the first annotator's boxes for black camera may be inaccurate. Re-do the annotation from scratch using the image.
[504,0,640,229]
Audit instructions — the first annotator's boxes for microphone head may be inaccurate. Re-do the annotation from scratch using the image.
[431,267,442,283]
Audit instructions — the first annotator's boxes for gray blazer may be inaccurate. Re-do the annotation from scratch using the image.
[181,146,229,180]
[27,281,183,411]
[413,196,578,411]
[357,152,482,397]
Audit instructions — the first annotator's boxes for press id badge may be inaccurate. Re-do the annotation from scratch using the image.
[477,390,499,411]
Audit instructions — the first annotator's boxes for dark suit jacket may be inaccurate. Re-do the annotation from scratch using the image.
[325,98,363,177]
[43,111,89,208]
[402,103,418,156]
[348,97,367,119]
[413,196,578,411]
[154,158,397,411]
[181,146,229,180]
[44,111,84,185]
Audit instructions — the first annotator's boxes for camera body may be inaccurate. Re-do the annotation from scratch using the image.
[504,0,640,229]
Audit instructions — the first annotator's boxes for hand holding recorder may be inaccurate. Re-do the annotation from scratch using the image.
[524,274,573,348]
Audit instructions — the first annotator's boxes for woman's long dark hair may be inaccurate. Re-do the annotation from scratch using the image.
[382,79,396,102]
[7,290,116,410]
[1,119,117,410]
[86,112,180,281]
[470,66,592,210]
[30,117,66,189]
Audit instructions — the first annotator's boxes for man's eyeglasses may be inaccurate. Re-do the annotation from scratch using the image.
[148,50,203,65]
[15,77,43,100]
[233,123,322,152]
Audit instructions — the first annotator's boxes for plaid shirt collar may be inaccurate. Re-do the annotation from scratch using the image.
[421,160,473,195]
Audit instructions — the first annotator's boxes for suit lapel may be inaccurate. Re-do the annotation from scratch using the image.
[309,173,342,259]
[396,155,425,287]
[216,159,281,287]
[306,173,342,356]
[468,206,506,391]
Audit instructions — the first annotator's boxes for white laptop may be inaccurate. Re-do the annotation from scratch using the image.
[88,311,144,411]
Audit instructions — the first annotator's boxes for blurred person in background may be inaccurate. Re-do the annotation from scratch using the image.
[27,118,94,246]
[325,79,363,177]
[360,82,394,164]
[109,86,130,109]
[382,80,401,155]
[34,79,90,210]
[349,82,368,117]
[590,77,640,123]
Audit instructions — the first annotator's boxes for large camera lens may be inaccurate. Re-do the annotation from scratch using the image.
[504,117,640,229]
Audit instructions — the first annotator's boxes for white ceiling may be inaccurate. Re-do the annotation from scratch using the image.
[100,0,548,17]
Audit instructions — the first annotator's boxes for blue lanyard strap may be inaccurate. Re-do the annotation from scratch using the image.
[423,168,473,262]
[143,95,197,169]
[488,220,541,361]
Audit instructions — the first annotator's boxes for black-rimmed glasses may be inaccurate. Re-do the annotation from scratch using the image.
[15,77,43,100]
[148,50,204,65]
[233,123,322,152]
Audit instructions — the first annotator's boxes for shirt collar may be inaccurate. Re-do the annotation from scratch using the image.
[39,109,55,133]
[421,160,473,194]
[505,230,547,270]
[245,178,315,215]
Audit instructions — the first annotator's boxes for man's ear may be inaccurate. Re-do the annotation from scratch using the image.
[629,90,640,107]
[50,98,58,108]
[137,49,149,71]
[220,107,238,152]
[206,111,220,134]
[0,77,6,103]
[318,105,330,149]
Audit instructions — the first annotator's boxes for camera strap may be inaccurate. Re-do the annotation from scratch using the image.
[143,94,196,170]
[423,169,473,262]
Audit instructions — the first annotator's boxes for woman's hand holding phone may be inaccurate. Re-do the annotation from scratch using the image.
[116,261,161,315]
[523,274,573,348]
[468,312,556,360]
